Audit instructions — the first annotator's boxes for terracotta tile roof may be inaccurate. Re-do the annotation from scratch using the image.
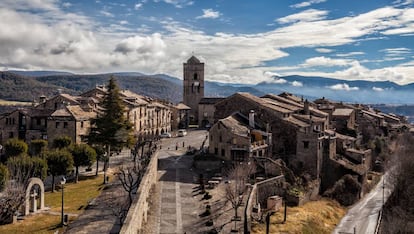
[262,98,301,112]
[67,105,96,120]
[293,114,326,123]
[175,103,191,110]
[219,115,250,137]
[283,116,310,128]
[262,94,303,108]
[235,92,266,105]
[332,108,354,116]
[51,108,72,117]
[199,97,225,105]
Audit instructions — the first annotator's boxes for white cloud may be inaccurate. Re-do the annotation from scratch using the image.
[119,20,128,25]
[62,2,71,8]
[291,0,327,9]
[100,10,114,17]
[328,83,359,91]
[277,9,328,24]
[291,81,303,87]
[1,1,414,86]
[157,0,193,8]
[336,52,365,57]
[372,87,385,91]
[134,3,143,10]
[196,9,220,19]
[303,56,350,67]
[315,48,333,53]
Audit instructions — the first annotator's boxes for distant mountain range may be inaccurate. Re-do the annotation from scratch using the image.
[2,70,414,105]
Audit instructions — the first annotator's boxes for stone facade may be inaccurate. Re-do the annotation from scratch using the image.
[208,112,271,161]
[183,56,204,124]
[214,92,329,179]
[198,97,225,128]
[0,86,172,146]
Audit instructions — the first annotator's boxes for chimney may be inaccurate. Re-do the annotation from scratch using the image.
[304,99,310,115]
[39,95,47,103]
[249,110,255,128]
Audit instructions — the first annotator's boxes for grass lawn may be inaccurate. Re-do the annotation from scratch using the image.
[251,199,346,234]
[0,175,105,234]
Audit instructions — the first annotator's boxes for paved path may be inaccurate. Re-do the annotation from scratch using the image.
[156,130,208,234]
[333,172,393,234]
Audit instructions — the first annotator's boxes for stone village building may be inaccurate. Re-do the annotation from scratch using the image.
[0,86,172,146]
[208,111,272,161]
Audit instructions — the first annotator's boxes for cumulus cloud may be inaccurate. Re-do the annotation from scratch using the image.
[1,1,414,86]
[291,81,303,87]
[336,52,365,57]
[315,48,333,53]
[114,33,166,56]
[291,0,327,8]
[277,9,328,24]
[196,9,220,19]
[303,56,350,67]
[328,83,359,91]
[134,3,143,10]
[264,71,288,84]
[372,87,385,91]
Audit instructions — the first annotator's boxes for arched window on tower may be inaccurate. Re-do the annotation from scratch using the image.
[193,73,198,80]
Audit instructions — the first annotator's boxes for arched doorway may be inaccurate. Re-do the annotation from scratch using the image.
[24,177,45,215]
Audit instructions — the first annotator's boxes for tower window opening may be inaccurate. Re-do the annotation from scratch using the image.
[193,73,198,80]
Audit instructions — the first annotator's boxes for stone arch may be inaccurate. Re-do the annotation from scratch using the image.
[24,177,45,215]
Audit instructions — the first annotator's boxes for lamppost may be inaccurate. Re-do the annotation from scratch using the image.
[60,176,66,226]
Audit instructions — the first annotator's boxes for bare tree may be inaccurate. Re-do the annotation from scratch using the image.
[224,163,251,231]
[102,189,129,226]
[0,161,34,224]
[381,133,414,232]
[117,165,144,206]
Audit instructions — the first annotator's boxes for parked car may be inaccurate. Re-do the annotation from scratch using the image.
[177,129,187,137]
[160,132,172,138]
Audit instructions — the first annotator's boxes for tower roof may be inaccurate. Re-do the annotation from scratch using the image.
[187,55,201,64]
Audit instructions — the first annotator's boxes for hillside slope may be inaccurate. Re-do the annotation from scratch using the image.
[0,72,74,102]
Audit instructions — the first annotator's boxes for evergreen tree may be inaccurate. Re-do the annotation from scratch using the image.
[69,144,96,183]
[88,76,134,183]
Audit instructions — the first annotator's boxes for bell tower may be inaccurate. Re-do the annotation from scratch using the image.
[183,55,204,124]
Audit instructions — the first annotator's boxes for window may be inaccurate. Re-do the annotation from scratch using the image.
[12,118,15,124]
[193,73,198,80]
[214,148,218,155]
[37,118,41,125]
[219,135,222,142]
[56,122,60,128]
[303,141,309,149]
[221,149,225,157]
[80,121,84,128]
[63,122,68,128]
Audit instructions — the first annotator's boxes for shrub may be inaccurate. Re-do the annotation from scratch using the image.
[4,138,28,158]
[0,163,9,191]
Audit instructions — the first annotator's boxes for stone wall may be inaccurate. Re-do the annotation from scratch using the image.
[119,151,158,234]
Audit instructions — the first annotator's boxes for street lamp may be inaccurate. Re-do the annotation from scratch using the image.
[60,176,66,226]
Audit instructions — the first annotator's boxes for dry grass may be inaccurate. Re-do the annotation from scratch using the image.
[46,175,105,214]
[0,99,32,106]
[251,199,346,234]
[0,175,105,234]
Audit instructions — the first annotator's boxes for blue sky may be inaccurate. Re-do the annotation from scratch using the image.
[1,0,414,85]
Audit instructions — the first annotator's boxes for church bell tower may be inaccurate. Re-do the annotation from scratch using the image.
[183,56,204,124]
